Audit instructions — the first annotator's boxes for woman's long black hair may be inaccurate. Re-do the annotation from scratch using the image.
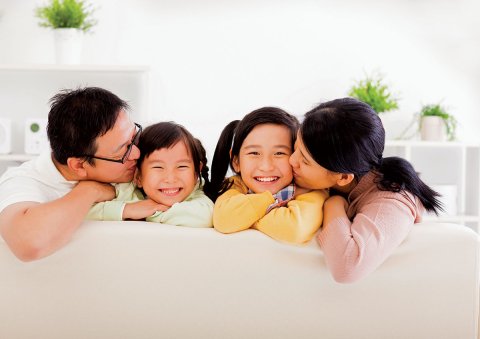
[137,122,211,193]
[205,107,299,202]
[300,97,442,214]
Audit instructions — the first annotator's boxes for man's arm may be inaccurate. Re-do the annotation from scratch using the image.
[0,181,115,262]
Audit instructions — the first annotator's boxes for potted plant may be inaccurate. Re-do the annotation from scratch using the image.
[348,73,399,114]
[419,104,457,141]
[35,0,97,64]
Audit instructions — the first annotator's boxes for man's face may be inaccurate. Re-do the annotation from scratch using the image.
[83,110,140,183]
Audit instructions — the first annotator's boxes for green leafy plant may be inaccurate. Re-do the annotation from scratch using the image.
[35,0,96,32]
[348,74,399,114]
[419,103,457,141]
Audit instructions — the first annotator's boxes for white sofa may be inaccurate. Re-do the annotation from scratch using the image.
[1,221,479,339]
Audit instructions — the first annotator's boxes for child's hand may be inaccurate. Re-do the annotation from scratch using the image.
[266,184,296,212]
[122,199,170,220]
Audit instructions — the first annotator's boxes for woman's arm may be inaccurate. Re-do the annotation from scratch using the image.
[318,194,416,283]
[255,189,328,244]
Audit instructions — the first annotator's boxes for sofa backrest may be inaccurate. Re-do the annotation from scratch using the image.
[1,221,478,339]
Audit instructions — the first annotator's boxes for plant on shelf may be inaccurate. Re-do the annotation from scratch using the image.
[35,0,96,32]
[419,103,457,141]
[35,0,97,64]
[348,73,399,114]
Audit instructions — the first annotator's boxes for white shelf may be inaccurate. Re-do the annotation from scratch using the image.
[0,154,37,162]
[385,141,480,232]
[0,64,151,176]
[385,140,480,148]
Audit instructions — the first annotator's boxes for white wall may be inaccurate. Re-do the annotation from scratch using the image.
[0,0,479,154]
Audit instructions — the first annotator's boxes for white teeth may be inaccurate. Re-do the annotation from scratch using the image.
[255,177,278,182]
[161,188,180,194]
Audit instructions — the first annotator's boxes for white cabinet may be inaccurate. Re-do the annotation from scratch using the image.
[0,63,150,172]
[385,140,480,231]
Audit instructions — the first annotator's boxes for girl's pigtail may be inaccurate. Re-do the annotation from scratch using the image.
[195,138,212,194]
[206,120,239,202]
[378,157,443,215]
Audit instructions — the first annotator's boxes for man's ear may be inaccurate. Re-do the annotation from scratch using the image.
[67,157,88,178]
[336,173,355,187]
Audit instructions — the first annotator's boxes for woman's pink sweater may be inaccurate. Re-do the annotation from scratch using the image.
[317,171,424,283]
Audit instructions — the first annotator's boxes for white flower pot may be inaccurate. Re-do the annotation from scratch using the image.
[420,116,447,141]
[379,113,394,140]
[54,28,83,64]
[379,110,403,140]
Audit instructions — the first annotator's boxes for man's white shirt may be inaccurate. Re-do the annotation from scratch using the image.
[0,151,77,213]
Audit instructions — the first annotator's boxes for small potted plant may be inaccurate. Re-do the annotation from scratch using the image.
[419,103,457,141]
[348,73,399,114]
[35,0,97,64]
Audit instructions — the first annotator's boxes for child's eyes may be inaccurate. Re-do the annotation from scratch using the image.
[274,152,288,156]
[150,165,191,170]
[246,152,260,156]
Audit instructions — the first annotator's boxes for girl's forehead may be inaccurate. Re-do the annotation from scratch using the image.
[146,140,193,160]
[169,139,194,155]
[240,124,291,147]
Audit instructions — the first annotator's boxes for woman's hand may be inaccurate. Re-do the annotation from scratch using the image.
[324,195,348,211]
[122,199,170,220]
[323,195,349,226]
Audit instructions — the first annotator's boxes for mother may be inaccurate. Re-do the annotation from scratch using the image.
[289,97,442,283]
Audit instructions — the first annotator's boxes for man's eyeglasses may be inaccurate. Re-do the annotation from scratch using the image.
[83,123,142,164]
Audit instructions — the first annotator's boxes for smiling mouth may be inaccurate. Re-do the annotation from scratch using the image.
[254,176,279,183]
[159,188,182,196]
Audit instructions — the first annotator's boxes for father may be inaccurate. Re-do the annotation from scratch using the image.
[0,87,141,261]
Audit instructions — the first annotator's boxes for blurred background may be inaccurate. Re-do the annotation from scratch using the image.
[1,0,479,152]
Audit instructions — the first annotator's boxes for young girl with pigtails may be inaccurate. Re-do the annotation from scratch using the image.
[205,107,328,244]
[87,121,214,228]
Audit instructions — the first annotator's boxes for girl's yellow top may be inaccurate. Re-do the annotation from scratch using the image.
[213,175,329,244]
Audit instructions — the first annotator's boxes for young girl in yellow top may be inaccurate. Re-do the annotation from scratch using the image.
[206,107,328,244]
